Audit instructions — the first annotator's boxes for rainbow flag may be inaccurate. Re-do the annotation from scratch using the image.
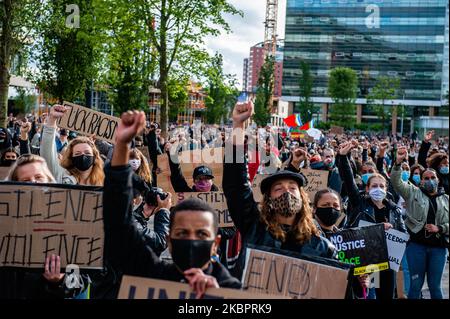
[283,114,303,127]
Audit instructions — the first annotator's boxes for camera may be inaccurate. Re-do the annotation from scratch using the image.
[144,187,168,206]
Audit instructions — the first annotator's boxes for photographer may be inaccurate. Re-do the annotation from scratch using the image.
[132,187,171,256]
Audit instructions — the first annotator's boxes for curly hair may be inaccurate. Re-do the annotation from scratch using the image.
[260,189,320,244]
[60,137,104,186]
[130,148,152,185]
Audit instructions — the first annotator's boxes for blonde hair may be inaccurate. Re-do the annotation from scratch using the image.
[7,154,56,183]
[130,148,152,185]
[60,137,104,186]
[260,188,320,244]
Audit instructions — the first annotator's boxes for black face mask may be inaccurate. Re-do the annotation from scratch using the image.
[2,159,16,167]
[315,207,341,227]
[71,155,94,171]
[170,239,214,272]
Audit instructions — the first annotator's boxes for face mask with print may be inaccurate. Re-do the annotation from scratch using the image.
[129,159,141,171]
[369,187,386,202]
[194,179,212,192]
[268,192,303,217]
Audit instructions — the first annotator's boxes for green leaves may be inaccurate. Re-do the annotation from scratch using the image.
[328,67,358,129]
[253,55,274,127]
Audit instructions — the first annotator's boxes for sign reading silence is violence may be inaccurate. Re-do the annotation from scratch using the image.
[0,182,104,269]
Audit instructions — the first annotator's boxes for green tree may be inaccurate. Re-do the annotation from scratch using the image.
[253,56,274,127]
[1,0,46,126]
[168,76,189,122]
[297,60,314,123]
[95,0,157,115]
[140,0,242,136]
[13,87,36,114]
[35,0,100,104]
[367,76,401,132]
[328,67,358,129]
[205,53,238,124]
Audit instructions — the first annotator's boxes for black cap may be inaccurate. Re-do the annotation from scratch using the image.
[193,165,214,180]
[260,170,307,195]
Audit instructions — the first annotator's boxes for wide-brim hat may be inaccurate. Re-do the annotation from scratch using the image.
[260,170,307,195]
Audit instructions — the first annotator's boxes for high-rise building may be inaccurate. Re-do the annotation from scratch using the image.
[282,0,449,134]
[242,58,249,92]
[245,41,284,97]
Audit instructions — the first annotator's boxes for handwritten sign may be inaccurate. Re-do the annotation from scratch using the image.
[57,101,119,144]
[176,192,233,227]
[0,183,103,269]
[251,174,267,203]
[118,276,284,299]
[242,248,350,299]
[301,169,328,202]
[330,126,344,135]
[157,150,223,194]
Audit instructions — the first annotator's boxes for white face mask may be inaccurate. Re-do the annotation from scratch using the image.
[369,187,387,202]
[129,159,141,171]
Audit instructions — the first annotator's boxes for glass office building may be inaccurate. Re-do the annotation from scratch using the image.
[282,0,449,110]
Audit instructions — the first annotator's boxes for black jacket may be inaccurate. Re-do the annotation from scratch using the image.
[132,205,170,256]
[223,145,337,276]
[103,163,241,290]
[337,154,406,231]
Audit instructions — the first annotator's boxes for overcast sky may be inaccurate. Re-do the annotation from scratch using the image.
[204,0,286,90]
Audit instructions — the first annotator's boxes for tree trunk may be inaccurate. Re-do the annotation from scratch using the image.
[0,0,13,127]
[159,0,169,138]
[0,65,10,127]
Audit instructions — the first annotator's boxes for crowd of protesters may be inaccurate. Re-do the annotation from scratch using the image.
[0,101,448,300]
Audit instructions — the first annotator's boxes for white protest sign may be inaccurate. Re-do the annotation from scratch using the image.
[358,220,409,272]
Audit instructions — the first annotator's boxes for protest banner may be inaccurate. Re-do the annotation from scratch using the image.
[330,126,344,135]
[0,166,10,180]
[0,182,103,269]
[359,220,410,272]
[56,101,120,144]
[251,174,266,203]
[176,192,233,227]
[300,169,329,202]
[118,276,284,299]
[241,247,350,299]
[329,224,389,275]
[157,149,223,194]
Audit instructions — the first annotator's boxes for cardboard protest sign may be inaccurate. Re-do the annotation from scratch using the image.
[176,192,233,227]
[300,169,328,202]
[56,101,119,144]
[157,149,223,194]
[251,174,267,203]
[359,220,409,272]
[118,276,284,299]
[0,166,11,180]
[242,248,350,299]
[0,182,103,269]
[330,126,344,135]
[329,224,389,275]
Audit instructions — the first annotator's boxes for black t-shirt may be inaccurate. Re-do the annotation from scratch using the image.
[371,202,390,224]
